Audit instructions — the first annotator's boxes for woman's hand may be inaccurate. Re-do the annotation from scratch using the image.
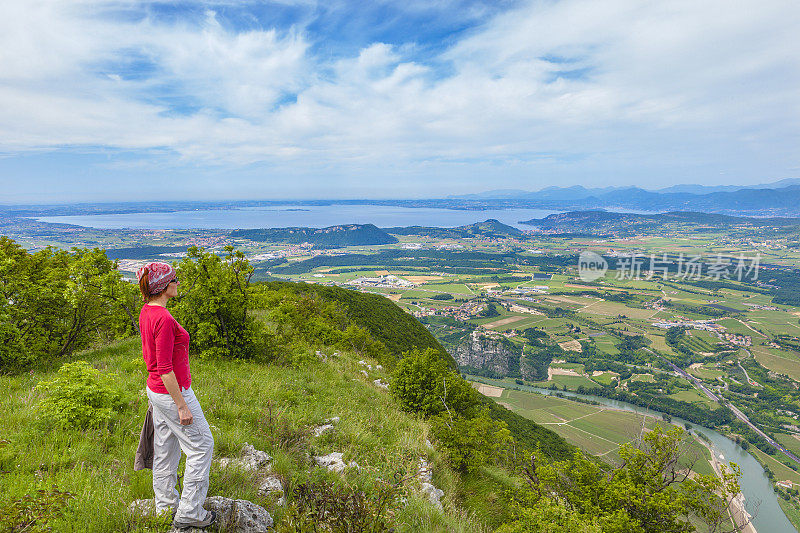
[160,371,193,425]
[178,404,194,426]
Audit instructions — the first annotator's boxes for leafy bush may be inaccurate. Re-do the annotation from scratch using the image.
[0,237,139,372]
[172,246,269,360]
[516,426,742,533]
[281,476,405,532]
[35,361,123,429]
[0,486,74,532]
[431,410,512,472]
[390,348,478,418]
[496,497,602,533]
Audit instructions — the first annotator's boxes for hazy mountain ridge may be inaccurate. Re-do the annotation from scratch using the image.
[449,179,800,215]
[520,210,800,231]
[385,218,523,238]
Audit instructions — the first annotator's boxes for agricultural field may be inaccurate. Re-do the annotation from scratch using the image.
[750,347,800,381]
[480,385,714,474]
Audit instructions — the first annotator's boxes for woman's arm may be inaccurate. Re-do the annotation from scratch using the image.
[161,371,193,425]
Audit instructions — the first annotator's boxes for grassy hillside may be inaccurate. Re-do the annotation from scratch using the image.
[0,339,481,532]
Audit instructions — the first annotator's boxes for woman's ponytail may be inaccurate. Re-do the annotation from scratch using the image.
[139,267,151,302]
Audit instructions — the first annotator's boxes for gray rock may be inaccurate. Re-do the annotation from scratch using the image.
[313,423,334,437]
[452,330,523,378]
[258,476,285,506]
[420,482,444,509]
[313,416,340,437]
[314,452,359,473]
[373,379,389,390]
[171,497,273,533]
[131,497,274,532]
[360,370,369,378]
[218,443,272,472]
[418,458,433,483]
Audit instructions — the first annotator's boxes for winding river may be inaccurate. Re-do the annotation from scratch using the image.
[476,379,796,533]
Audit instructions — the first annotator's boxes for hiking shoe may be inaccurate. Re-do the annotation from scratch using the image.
[173,510,216,530]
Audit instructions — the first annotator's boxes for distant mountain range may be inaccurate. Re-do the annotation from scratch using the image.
[520,210,800,233]
[451,178,800,201]
[447,179,800,216]
[5,178,800,221]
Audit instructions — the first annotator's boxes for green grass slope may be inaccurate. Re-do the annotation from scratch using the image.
[0,339,477,532]
[259,281,457,367]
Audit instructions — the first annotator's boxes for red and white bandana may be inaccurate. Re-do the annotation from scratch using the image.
[136,262,177,294]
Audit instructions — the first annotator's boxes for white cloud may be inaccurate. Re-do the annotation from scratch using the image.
[0,0,798,196]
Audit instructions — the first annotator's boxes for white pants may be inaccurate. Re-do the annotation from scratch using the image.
[146,386,214,522]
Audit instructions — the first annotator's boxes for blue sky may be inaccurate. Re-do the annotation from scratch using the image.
[1,0,798,203]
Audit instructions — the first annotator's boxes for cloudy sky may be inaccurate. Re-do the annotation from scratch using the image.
[1,0,798,203]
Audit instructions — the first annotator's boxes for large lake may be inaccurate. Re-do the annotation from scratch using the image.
[36,205,563,230]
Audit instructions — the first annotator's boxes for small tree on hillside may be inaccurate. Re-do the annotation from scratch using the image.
[514,425,748,533]
[390,348,513,472]
[0,237,138,371]
[390,348,478,417]
[171,246,267,359]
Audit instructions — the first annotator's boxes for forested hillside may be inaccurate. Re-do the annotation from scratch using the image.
[231,224,397,248]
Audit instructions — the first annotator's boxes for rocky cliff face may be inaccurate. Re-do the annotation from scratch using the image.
[452,330,521,377]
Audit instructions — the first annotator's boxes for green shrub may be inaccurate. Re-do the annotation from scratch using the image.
[280,475,405,532]
[35,361,123,430]
[431,410,512,473]
[172,246,269,360]
[390,348,478,418]
[496,497,602,533]
[0,486,74,533]
[0,237,140,372]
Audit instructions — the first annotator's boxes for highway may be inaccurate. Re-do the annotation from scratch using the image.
[645,348,800,465]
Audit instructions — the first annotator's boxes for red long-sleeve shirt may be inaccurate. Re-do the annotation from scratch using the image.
[139,304,191,394]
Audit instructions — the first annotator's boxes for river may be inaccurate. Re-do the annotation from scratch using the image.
[474,379,796,533]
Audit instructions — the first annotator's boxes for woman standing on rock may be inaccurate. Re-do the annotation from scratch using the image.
[137,262,216,529]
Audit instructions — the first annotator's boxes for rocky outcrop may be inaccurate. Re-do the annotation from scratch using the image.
[314,452,360,473]
[452,330,521,377]
[218,443,272,472]
[258,476,285,506]
[129,496,273,532]
[312,416,340,437]
[195,497,273,533]
[420,483,444,508]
